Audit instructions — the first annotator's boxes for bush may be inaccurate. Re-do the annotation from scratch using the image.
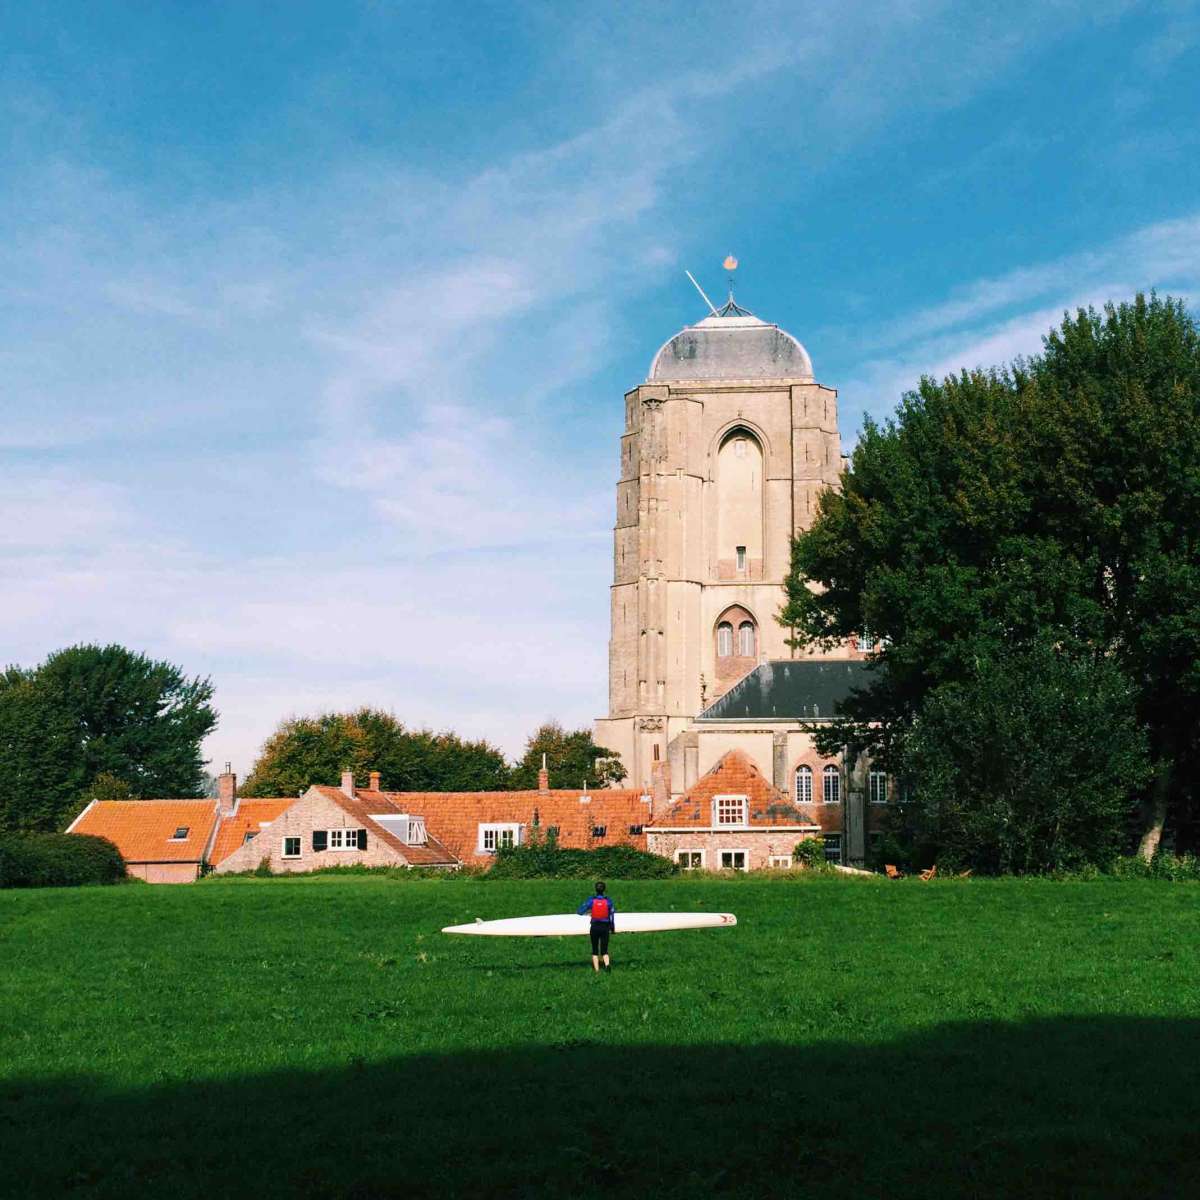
[792,838,828,871]
[0,833,126,888]
[487,837,676,879]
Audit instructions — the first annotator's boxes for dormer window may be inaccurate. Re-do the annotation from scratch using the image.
[170,827,189,840]
[713,795,748,826]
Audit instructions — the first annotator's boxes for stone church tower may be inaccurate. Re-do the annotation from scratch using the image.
[594,287,844,791]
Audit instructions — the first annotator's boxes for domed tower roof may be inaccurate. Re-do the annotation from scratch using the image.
[648,296,814,383]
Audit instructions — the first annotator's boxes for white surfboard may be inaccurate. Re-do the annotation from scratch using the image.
[441,911,737,937]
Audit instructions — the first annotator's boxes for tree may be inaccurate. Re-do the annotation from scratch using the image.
[892,646,1148,873]
[241,708,509,796]
[0,645,216,832]
[508,721,627,790]
[781,294,1200,864]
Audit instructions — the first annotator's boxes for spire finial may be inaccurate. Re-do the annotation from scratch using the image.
[723,255,738,303]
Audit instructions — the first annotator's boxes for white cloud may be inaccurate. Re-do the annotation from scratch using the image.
[838,213,1200,435]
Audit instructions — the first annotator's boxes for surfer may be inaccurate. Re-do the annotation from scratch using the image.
[577,880,615,972]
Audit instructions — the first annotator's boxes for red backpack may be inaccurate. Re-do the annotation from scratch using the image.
[590,896,611,920]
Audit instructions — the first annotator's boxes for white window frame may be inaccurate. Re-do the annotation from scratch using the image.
[719,849,749,872]
[675,849,706,870]
[479,823,520,854]
[823,766,841,804]
[869,770,888,805]
[282,836,301,859]
[712,794,749,827]
[329,828,361,851]
[769,854,793,869]
[856,632,875,653]
[795,765,813,805]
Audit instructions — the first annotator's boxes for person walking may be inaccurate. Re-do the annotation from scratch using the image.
[577,880,615,972]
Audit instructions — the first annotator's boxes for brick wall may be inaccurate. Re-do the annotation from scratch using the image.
[214,789,410,874]
[648,829,820,871]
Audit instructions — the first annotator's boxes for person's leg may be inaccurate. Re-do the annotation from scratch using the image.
[590,924,601,972]
[600,927,611,970]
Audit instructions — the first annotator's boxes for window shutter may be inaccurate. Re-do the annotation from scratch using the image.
[313,830,327,852]
[357,829,367,850]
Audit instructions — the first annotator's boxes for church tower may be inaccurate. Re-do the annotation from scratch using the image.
[595,276,844,791]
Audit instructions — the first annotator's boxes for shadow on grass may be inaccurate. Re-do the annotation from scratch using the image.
[3,1017,1198,1199]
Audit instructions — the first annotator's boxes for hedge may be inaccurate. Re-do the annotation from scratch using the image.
[487,840,676,879]
[0,833,127,888]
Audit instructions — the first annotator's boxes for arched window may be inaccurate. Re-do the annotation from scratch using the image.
[716,622,734,657]
[869,769,888,804]
[823,765,840,804]
[795,765,812,805]
[738,621,756,657]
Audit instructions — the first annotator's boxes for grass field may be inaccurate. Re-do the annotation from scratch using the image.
[2,874,1199,1199]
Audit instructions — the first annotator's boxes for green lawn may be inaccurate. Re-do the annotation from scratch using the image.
[2,874,1198,1199]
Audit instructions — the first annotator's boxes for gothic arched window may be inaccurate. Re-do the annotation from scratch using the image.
[795,765,813,805]
[738,621,756,657]
[823,765,841,804]
[716,622,734,658]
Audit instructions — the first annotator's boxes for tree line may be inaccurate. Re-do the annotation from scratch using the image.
[0,645,623,833]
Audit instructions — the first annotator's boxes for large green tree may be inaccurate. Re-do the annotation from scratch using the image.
[781,294,1200,865]
[0,645,217,832]
[508,721,627,790]
[241,708,510,796]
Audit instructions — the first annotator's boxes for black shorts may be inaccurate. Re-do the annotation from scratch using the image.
[589,921,611,955]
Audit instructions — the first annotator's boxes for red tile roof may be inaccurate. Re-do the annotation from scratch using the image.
[650,750,818,828]
[361,787,652,864]
[71,800,219,863]
[312,786,458,866]
[209,798,293,865]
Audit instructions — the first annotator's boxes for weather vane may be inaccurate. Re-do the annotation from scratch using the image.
[684,255,742,317]
[723,255,738,303]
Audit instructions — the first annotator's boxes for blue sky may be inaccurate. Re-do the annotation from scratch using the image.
[3,1,1199,777]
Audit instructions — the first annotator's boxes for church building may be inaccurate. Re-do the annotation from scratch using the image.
[597,271,885,864]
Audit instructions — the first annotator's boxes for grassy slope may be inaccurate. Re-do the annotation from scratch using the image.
[1,875,1198,1199]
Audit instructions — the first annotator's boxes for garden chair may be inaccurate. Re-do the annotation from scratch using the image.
[885,863,904,880]
[920,865,937,882]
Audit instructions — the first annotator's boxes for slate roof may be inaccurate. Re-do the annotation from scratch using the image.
[70,800,219,863]
[649,312,814,382]
[699,659,872,721]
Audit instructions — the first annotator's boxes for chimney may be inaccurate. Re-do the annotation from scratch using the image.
[341,768,355,798]
[650,759,670,820]
[369,770,381,792]
[217,762,237,817]
[537,752,549,795]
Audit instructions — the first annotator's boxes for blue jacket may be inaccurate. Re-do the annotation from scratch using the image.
[578,894,616,930]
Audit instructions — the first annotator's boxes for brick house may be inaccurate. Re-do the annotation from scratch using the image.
[645,749,823,871]
[668,660,893,865]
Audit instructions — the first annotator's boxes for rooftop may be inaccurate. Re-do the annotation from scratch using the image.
[698,659,872,721]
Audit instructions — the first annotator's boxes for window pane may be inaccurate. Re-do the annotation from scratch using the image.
[717,622,733,657]
[823,766,840,803]
[796,766,812,804]
[738,622,755,656]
